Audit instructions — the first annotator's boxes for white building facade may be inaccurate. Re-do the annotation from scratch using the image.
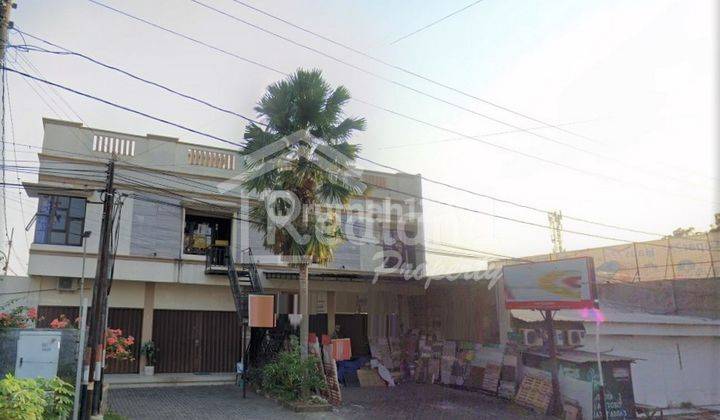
[17,118,428,374]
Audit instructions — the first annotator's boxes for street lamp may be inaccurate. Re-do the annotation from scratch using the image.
[73,230,92,420]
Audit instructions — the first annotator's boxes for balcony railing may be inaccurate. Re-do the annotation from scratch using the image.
[205,245,229,273]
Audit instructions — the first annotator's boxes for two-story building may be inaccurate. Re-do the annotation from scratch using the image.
[21,118,429,374]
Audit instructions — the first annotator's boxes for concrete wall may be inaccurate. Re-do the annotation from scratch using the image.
[587,334,720,407]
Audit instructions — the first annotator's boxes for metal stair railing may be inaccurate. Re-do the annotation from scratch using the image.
[225,249,248,322]
[244,247,264,293]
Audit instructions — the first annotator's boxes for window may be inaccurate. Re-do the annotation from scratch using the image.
[34,195,87,246]
[183,212,232,255]
[382,224,418,269]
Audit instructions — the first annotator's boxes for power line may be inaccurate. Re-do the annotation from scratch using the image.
[388,0,485,45]
[5,156,716,267]
[86,0,284,77]
[6,35,710,238]
[226,0,717,184]
[2,66,245,149]
[85,1,715,201]
[3,68,30,246]
[5,123,709,255]
[361,178,714,251]
[10,34,265,127]
[357,156,668,238]
[15,51,84,122]
[0,181,101,193]
[117,156,710,251]
[378,120,599,150]
[11,53,76,121]
[104,163,717,253]
[187,0,711,193]
[4,129,709,258]
[1,50,710,251]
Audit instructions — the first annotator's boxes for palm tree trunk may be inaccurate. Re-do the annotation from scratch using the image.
[298,262,309,359]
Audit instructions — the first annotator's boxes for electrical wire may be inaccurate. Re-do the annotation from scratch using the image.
[186,0,710,191]
[388,0,485,45]
[362,179,715,252]
[358,156,669,238]
[4,148,713,255]
[10,40,264,127]
[4,34,705,239]
[79,4,716,202]
[2,66,245,149]
[0,53,712,255]
[224,0,718,183]
[3,71,30,246]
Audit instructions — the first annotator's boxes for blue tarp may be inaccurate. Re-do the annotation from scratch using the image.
[336,356,370,384]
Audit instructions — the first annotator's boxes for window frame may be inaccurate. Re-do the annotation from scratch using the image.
[34,194,87,246]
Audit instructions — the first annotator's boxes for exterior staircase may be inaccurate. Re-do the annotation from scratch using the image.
[205,246,287,372]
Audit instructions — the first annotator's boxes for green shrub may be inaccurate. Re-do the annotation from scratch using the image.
[0,374,74,420]
[0,374,47,419]
[39,376,74,419]
[260,337,326,402]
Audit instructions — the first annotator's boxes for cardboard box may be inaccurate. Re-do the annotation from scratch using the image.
[357,369,385,387]
[332,338,352,361]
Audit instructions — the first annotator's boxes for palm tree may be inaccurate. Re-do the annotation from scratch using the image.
[241,69,365,357]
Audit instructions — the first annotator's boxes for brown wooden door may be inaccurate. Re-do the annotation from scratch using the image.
[153,310,242,373]
[37,306,143,374]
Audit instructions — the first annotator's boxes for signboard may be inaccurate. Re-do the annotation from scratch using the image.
[248,294,276,328]
[503,257,596,309]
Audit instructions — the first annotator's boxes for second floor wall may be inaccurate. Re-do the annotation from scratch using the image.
[26,119,427,281]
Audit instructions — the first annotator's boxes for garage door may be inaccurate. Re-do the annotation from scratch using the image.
[152,310,243,373]
[37,306,143,374]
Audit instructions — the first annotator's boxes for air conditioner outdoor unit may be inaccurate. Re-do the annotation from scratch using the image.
[521,329,543,347]
[57,277,75,292]
[566,329,586,346]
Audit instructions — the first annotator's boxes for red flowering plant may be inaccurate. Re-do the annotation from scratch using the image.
[49,314,74,329]
[105,328,135,361]
[0,302,38,330]
[48,314,135,361]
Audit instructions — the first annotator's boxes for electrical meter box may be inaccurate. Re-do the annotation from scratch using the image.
[15,330,62,379]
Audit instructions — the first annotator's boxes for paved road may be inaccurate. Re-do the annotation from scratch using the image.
[108,383,547,419]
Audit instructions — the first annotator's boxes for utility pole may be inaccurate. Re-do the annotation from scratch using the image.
[542,310,563,416]
[1,227,12,275]
[0,1,13,64]
[84,159,115,419]
[1,0,16,260]
[548,210,564,255]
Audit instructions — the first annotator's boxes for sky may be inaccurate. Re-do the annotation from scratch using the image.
[1,0,718,276]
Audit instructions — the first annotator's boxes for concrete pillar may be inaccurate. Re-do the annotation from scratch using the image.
[139,282,155,370]
[326,291,336,336]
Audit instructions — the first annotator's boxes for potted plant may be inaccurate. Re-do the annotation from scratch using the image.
[141,341,157,376]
